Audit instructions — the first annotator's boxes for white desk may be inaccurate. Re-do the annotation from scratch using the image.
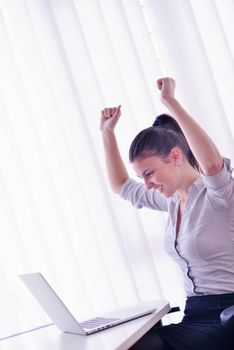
[1,300,170,350]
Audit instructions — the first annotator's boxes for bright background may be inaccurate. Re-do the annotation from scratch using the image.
[0,0,234,341]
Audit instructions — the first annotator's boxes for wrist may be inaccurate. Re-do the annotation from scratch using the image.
[161,96,177,107]
[101,128,116,138]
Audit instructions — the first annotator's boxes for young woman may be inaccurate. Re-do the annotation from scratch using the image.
[100,77,234,349]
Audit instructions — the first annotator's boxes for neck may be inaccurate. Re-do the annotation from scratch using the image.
[177,166,200,202]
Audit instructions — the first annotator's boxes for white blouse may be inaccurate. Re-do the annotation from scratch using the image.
[119,158,234,296]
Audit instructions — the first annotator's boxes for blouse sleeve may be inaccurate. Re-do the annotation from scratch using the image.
[201,157,234,208]
[119,178,169,211]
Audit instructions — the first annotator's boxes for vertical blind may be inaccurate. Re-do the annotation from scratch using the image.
[0,0,234,340]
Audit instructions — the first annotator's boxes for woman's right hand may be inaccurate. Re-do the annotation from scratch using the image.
[100,105,121,133]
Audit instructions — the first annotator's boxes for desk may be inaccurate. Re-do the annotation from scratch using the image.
[1,300,170,350]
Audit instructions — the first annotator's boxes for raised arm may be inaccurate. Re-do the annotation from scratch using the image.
[100,105,129,193]
[157,78,223,176]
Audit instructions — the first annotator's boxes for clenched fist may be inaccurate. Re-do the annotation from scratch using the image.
[100,105,121,133]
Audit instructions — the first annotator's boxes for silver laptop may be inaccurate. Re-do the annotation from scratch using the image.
[19,272,158,335]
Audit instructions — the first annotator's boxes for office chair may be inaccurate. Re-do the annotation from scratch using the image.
[155,306,181,327]
[156,305,234,329]
[220,305,234,328]
[158,305,234,328]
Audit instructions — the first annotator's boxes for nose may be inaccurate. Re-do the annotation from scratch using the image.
[144,179,154,190]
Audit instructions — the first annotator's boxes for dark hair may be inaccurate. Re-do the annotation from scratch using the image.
[129,114,199,170]
[153,114,199,170]
[153,114,182,132]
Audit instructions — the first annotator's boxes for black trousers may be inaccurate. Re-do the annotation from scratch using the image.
[133,293,234,350]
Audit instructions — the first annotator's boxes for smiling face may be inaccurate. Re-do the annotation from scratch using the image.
[132,148,183,197]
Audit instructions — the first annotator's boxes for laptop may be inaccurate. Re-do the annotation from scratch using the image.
[19,272,158,335]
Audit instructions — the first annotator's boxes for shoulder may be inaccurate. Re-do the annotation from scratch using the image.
[199,158,234,207]
[201,158,233,189]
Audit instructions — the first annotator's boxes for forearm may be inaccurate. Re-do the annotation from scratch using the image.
[164,97,223,175]
[102,130,129,193]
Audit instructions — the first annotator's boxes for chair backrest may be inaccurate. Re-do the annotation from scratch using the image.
[220,305,234,327]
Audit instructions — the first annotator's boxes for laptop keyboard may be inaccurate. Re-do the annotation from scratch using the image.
[80,317,120,330]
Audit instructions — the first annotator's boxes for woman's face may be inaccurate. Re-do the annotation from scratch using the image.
[132,151,182,197]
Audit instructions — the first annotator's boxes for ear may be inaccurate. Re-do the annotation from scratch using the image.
[169,147,182,166]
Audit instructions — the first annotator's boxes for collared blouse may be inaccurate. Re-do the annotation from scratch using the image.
[119,158,234,296]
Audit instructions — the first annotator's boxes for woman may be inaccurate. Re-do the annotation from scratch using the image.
[100,77,234,349]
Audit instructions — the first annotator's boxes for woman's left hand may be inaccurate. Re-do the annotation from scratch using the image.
[157,77,176,103]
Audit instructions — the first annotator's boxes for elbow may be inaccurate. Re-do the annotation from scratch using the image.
[112,185,121,194]
[203,159,223,176]
[111,178,129,194]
